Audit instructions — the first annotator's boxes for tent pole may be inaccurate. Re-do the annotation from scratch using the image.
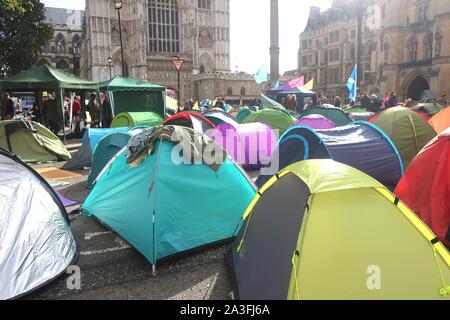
[57,89,66,144]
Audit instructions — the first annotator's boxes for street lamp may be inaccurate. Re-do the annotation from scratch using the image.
[356,2,365,95]
[114,0,125,77]
[107,56,113,79]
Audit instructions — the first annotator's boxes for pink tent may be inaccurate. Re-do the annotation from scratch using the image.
[210,122,277,171]
[292,114,336,130]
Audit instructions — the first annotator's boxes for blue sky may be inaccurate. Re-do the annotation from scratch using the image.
[41,0,333,74]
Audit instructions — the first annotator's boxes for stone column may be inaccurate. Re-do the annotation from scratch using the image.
[270,0,280,83]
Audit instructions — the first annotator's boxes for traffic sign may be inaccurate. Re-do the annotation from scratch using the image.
[172,58,184,71]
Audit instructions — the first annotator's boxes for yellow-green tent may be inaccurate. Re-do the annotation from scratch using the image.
[110,112,163,128]
[228,159,450,300]
[0,120,71,163]
[165,95,178,112]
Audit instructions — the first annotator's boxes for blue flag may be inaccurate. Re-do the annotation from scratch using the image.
[254,64,269,84]
[347,64,357,102]
[272,80,280,89]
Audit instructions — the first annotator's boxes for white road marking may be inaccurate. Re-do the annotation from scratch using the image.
[79,245,132,256]
[81,232,132,256]
[84,231,112,240]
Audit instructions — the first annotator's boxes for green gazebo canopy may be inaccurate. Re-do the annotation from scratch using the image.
[99,76,165,92]
[0,64,98,91]
[99,76,166,117]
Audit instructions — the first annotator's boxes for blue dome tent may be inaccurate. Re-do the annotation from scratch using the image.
[256,122,404,190]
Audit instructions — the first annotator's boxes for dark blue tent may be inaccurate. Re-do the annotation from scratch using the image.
[256,121,404,190]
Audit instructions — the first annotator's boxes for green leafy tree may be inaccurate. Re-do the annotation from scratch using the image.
[0,0,53,78]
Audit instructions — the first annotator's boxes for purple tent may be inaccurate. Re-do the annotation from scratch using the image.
[292,114,336,130]
[210,122,277,171]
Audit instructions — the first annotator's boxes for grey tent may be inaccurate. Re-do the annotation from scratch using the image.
[63,127,129,170]
[0,148,77,299]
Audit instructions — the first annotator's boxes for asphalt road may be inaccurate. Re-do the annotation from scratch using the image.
[28,146,236,300]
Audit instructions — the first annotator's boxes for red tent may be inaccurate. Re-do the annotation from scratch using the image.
[163,111,215,133]
[395,128,450,246]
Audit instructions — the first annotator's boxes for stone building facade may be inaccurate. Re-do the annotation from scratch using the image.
[79,0,258,102]
[298,0,450,101]
[37,8,85,76]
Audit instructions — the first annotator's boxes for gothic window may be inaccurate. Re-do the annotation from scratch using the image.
[419,6,428,21]
[227,87,233,96]
[41,43,49,53]
[199,64,205,74]
[55,33,66,54]
[148,0,180,54]
[240,87,246,96]
[435,32,442,57]
[198,0,210,9]
[56,60,69,71]
[424,34,433,60]
[37,59,49,66]
[408,37,418,62]
[72,34,80,55]
[382,37,389,63]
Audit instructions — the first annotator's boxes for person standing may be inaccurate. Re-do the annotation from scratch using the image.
[88,93,99,127]
[1,93,16,120]
[43,93,60,135]
[101,92,112,128]
[31,101,41,123]
[286,94,298,112]
[72,96,82,134]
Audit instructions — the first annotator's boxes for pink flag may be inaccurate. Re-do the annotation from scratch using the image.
[288,76,305,89]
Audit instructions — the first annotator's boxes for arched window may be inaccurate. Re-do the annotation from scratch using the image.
[408,37,418,62]
[148,0,180,53]
[199,64,205,74]
[227,87,233,96]
[37,59,49,66]
[383,37,389,63]
[240,87,246,96]
[72,34,80,55]
[55,33,66,53]
[198,0,211,9]
[435,32,442,57]
[56,60,69,71]
[424,34,433,60]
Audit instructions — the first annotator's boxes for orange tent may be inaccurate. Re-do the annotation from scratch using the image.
[429,107,450,134]
[395,128,450,246]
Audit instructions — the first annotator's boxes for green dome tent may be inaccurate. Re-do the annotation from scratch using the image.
[236,108,253,124]
[228,159,450,300]
[303,105,352,126]
[110,112,163,128]
[242,109,294,135]
[0,120,71,163]
[370,107,437,168]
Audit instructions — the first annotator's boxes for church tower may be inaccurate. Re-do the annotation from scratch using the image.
[82,0,231,100]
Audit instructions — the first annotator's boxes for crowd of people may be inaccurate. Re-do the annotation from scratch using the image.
[11,91,113,137]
